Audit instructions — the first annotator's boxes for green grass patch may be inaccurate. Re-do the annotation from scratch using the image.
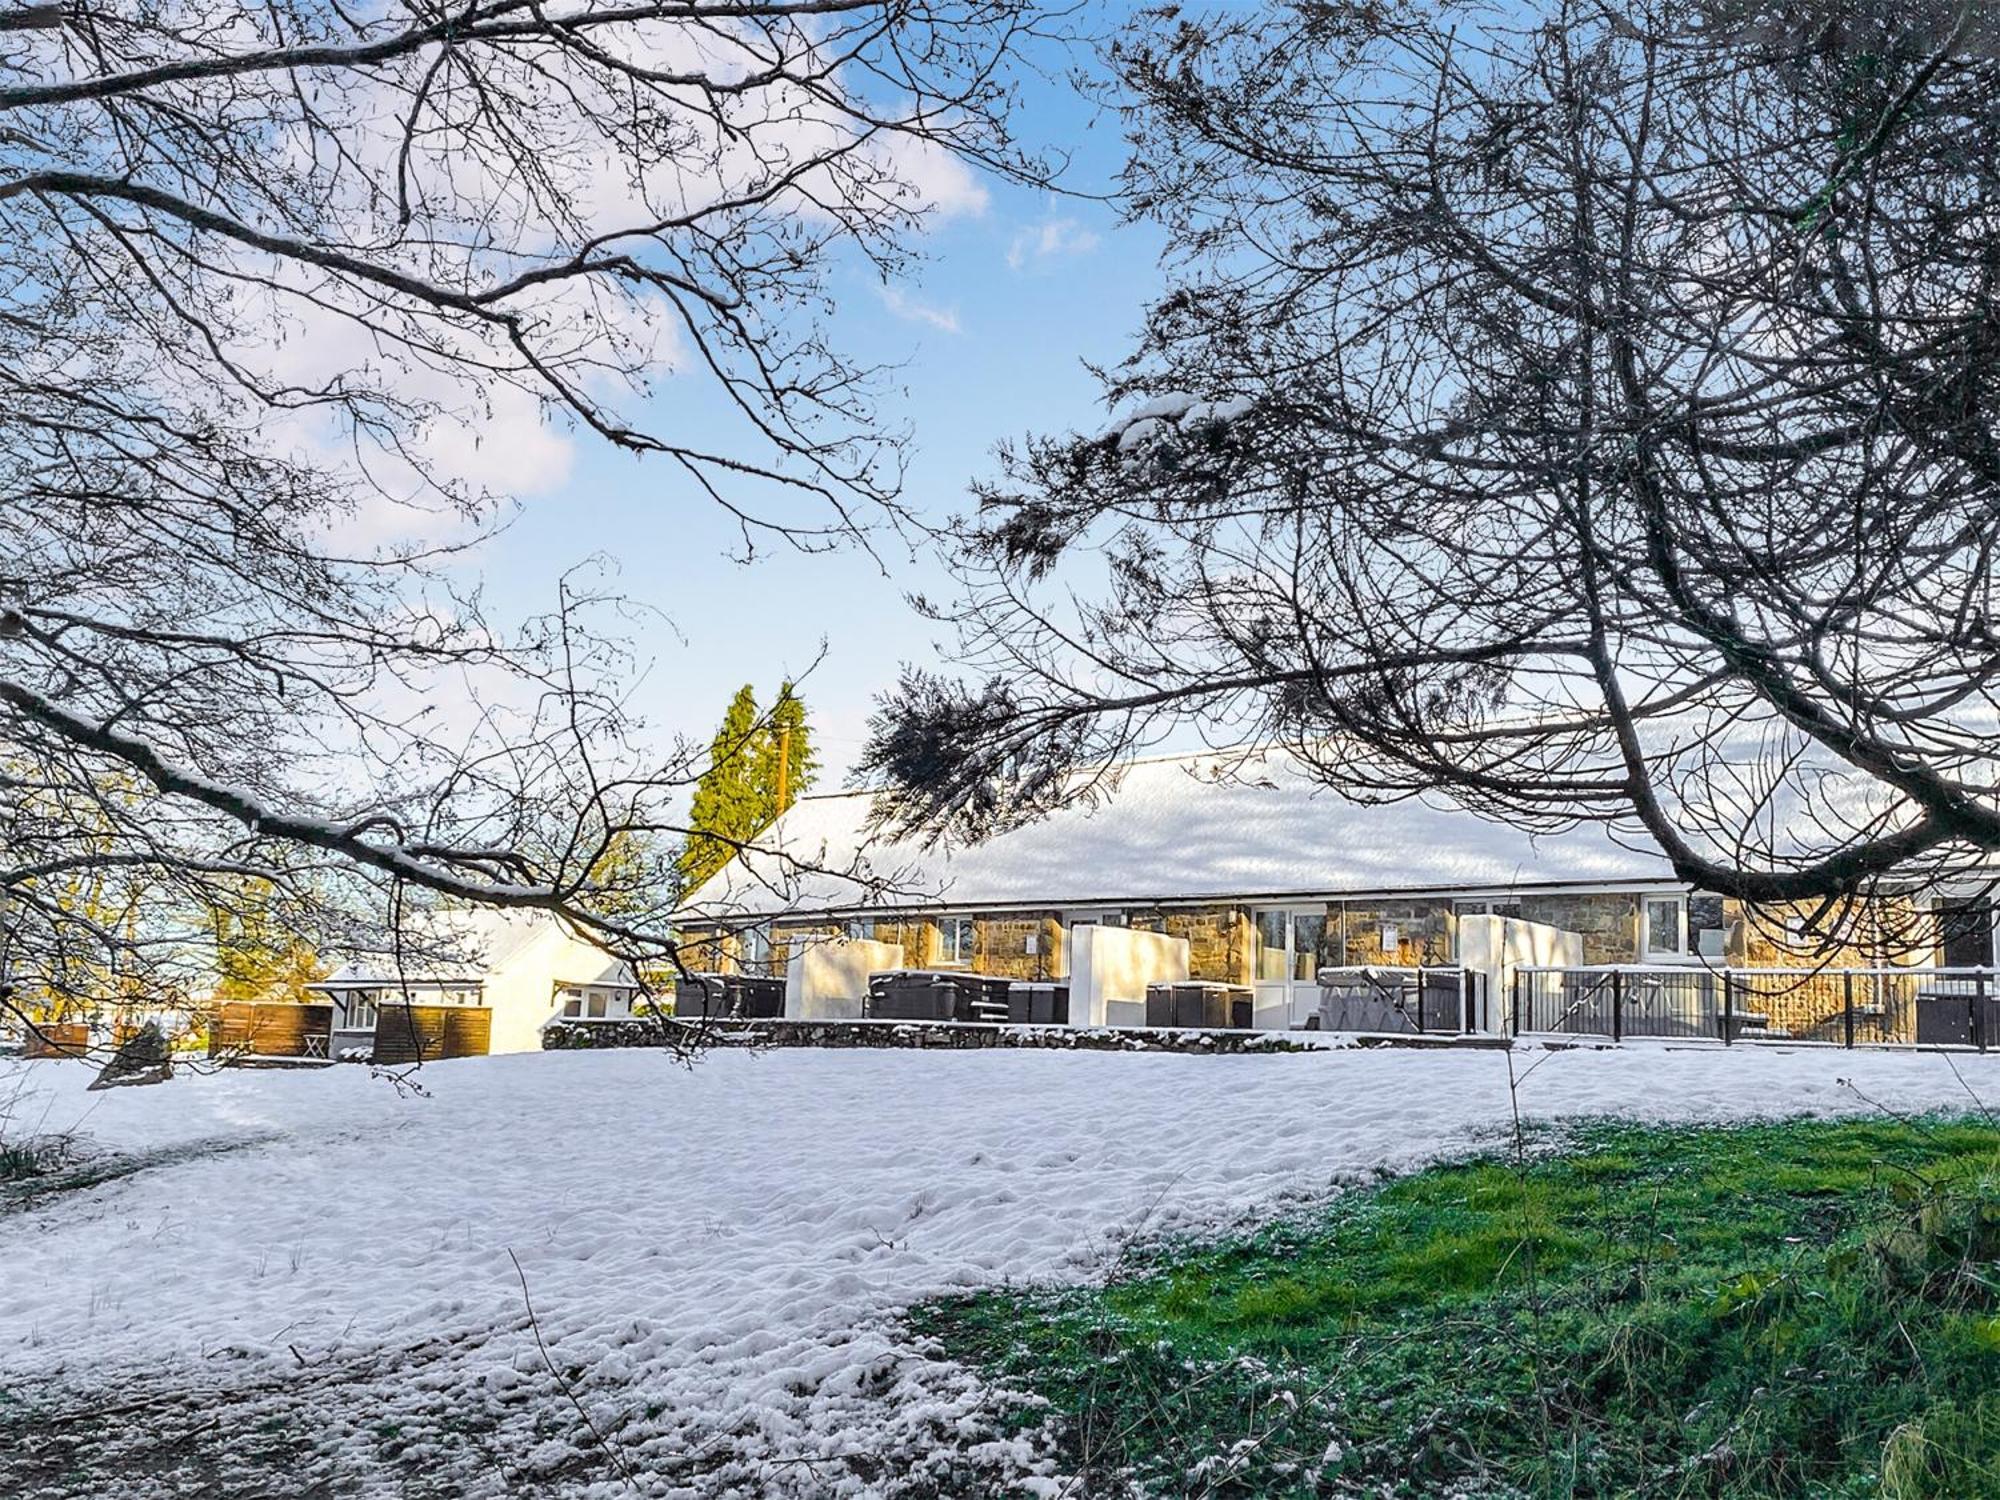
[916,1117,2000,1497]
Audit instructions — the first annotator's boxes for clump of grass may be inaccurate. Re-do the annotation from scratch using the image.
[0,1132,80,1183]
[917,1117,2000,1498]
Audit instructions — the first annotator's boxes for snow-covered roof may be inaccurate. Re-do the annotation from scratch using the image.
[679,749,1679,922]
[311,906,617,988]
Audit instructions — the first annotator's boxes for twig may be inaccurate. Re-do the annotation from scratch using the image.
[1936,1051,1998,1129]
[508,1248,640,1492]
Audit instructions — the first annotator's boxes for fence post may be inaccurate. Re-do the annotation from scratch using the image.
[1512,969,1523,1037]
[1611,967,1624,1043]
[1976,975,1987,1054]
[1721,969,1735,1045]
[1844,970,1855,1050]
[1415,966,1426,1034]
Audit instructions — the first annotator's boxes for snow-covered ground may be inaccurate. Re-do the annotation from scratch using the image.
[1,1042,1995,1496]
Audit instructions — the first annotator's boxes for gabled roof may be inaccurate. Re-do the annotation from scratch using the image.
[312,907,590,988]
[678,749,1679,922]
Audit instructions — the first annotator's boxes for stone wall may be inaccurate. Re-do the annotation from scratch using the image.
[769,922,839,978]
[1333,900,1456,965]
[1725,894,1927,969]
[1130,907,1253,984]
[967,912,1064,980]
[676,927,735,973]
[857,917,938,968]
[1510,893,1640,965]
[541,1016,1500,1054]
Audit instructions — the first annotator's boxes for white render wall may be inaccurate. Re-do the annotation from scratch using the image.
[314,911,634,1056]
[785,938,905,1020]
[487,923,634,1054]
[1457,913,1584,1034]
[1069,926,1190,1028]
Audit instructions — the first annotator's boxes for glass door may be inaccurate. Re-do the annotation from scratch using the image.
[1252,907,1331,1028]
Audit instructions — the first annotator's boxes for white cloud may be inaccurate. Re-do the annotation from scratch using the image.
[882,136,990,220]
[1006,214,1103,271]
[877,284,962,334]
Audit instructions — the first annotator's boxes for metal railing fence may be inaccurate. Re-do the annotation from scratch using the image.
[1317,965,1488,1036]
[1511,965,2000,1048]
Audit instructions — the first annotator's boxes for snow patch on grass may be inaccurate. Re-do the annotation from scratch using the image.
[0,1045,1994,1493]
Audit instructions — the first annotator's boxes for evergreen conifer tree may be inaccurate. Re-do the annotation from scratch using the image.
[751,683,819,827]
[680,683,822,894]
[679,685,763,892]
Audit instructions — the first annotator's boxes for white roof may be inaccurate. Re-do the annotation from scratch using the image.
[312,906,631,988]
[679,749,1679,921]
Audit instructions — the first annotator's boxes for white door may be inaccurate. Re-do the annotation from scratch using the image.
[1252,907,1328,1029]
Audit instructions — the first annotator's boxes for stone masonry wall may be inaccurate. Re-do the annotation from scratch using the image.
[1725,894,1926,969]
[1510,893,1641,965]
[770,922,839,977]
[676,927,734,973]
[862,917,938,968]
[1131,907,1254,984]
[968,912,1065,980]
[1334,900,1456,965]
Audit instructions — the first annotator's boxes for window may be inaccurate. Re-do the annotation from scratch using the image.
[739,922,772,975]
[1455,899,1523,919]
[938,915,976,965]
[559,986,623,1019]
[1940,899,1996,970]
[1290,913,1327,982]
[1254,909,1290,982]
[1643,896,1688,960]
[344,991,379,1031]
[843,918,872,942]
[1688,894,1726,959]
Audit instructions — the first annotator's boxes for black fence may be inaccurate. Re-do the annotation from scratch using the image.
[1512,966,2000,1048]
[1316,966,1488,1036]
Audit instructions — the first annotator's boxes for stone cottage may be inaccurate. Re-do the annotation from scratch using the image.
[676,749,1955,1033]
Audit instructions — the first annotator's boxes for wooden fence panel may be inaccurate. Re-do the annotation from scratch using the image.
[25,1022,91,1059]
[370,1005,492,1065]
[209,1003,334,1058]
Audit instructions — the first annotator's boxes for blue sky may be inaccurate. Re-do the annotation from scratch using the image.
[473,50,1165,782]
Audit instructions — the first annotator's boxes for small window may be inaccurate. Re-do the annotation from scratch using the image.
[740,923,773,975]
[1643,896,1688,959]
[1688,894,1726,959]
[560,988,582,1018]
[346,992,379,1031]
[1940,899,1996,970]
[938,915,976,965]
[842,918,871,941]
[586,989,608,1019]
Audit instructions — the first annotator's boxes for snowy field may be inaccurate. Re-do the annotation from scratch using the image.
[2,1042,1997,1496]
